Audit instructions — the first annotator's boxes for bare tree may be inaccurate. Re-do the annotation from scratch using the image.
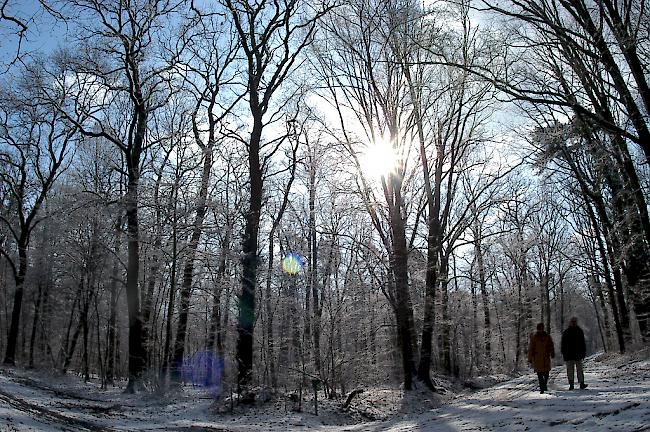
[218,0,332,396]
[0,67,76,365]
[166,10,241,385]
[314,0,425,389]
[471,0,650,341]
[45,0,183,391]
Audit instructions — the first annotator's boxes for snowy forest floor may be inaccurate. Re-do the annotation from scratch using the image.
[0,349,649,431]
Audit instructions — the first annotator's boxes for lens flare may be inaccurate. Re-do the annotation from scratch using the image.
[282,253,304,275]
[182,351,224,398]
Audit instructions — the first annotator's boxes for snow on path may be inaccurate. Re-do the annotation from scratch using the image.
[337,354,650,432]
[0,352,649,431]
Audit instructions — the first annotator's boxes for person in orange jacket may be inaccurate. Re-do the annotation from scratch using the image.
[528,322,555,394]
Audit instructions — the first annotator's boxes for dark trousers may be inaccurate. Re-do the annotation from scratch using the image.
[537,372,549,391]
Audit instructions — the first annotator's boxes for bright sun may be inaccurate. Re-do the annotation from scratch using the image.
[360,139,399,179]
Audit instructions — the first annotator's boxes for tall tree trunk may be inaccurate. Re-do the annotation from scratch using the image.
[106,219,122,385]
[316,236,336,379]
[28,228,52,369]
[142,201,163,371]
[170,260,197,383]
[28,281,44,369]
[161,178,180,381]
[559,274,565,333]
[64,273,95,375]
[60,294,80,370]
[612,266,631,341]
[474,231,491,367]
[227,0,321,392]
[545,273,551,334]
[124,160,146,393]
[4,241,28,365]
[171,145,214,383]
[236,117,264,393]
[38,272,53,367]
[63,294,92,374]
[567,48,650,337]
[439,264,452,375]
[389,179,416,389]
[308,154,322,377]
[407,59,442,382]
[552,44,649,339]
[470,271,478,374]
[265,229,277,388]
[418,226,438,387]
[515,266,523,370]
[261,139,296,388]
[587,203,625,352]
[305,269,312,366]
[594,276,612,351]
[600,147,650,339]
[206,224,230,386]
[557,139,632,343]
[82,302,90,382]
[63,317,83,374]
[290,276,302,380]
[278,280,290,386]
[161,249,177,382]
[94,296,105,387]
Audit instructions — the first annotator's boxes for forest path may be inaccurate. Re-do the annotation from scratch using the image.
[0,352,649,431]
[0,367,236,431]
[337,352,650,431]
[0,368,123,431]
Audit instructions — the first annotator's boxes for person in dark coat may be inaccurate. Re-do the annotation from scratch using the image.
[528,322,555,394]
[561,317,588,390]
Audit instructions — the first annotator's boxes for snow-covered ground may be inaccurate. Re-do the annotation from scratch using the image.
[0,350,648,431]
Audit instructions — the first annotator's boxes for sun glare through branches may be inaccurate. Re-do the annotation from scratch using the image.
[360,137,400,179]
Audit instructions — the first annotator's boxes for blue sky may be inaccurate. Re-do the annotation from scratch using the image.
[1,1,69,68]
